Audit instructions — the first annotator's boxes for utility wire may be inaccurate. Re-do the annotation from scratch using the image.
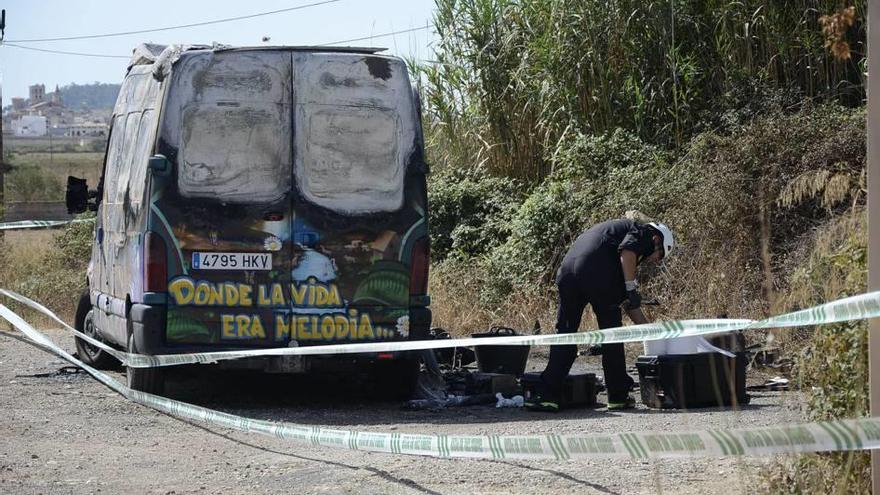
[2,41,443,67]
[321,25,432,46]
[5,0,342,43]
[1,42,130,59]
[0,25,436,59]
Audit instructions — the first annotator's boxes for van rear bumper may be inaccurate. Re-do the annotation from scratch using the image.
[130,303,433,356]
[130,303,167,355]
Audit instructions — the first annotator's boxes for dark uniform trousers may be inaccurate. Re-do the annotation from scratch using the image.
[541,271,635,403]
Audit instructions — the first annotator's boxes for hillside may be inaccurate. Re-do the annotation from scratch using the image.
[58,82,120,109]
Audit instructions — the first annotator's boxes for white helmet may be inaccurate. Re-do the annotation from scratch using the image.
[648,222,675,258]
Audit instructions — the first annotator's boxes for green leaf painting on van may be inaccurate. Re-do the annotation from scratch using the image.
[165,310,214,344]
[352,261,410,308]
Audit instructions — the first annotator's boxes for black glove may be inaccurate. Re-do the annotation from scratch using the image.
[623,289,642,310]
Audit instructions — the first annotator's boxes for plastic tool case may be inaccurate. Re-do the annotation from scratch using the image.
[472,327,530,376]
[636,353,749,409]
[520,372,598,408]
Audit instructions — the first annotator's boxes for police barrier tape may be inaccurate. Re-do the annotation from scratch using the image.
[2,288,880,368]
[0,218,93,231]
[2,303,880,460]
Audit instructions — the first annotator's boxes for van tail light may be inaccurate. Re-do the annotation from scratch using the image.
[409,237,430,295]
[144,231,168,292]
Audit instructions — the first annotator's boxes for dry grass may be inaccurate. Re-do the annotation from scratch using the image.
[2,229,57,256]
[429,259,665,336]
[770,211,867,358]
[429,261,557,337]
[6,151,104,188]
[0,228,83,329]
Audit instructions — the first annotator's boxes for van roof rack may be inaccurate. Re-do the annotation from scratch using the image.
[214,45,387,54]
[131,43,392,80]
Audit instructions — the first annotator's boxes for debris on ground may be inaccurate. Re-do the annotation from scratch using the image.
[429,327,476,368]
[407,346,522,410]
[495,393,524,408]
[747,376,790,391]
[402,393,496,411]
[15,365,83,378]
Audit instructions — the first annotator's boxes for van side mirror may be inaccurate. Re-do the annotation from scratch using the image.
[148,154,171,177]
[66,176,98,213]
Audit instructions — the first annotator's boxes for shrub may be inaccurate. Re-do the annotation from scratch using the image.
[428,103,864,322]
[480,179,587,304]
[762,213,869,494]
[428,169,525,261]
[649,103,866,321]
[48,215,95,269]
[6,164,64,201]
[478,130,676,305]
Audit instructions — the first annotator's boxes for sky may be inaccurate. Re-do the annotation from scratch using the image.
[0,0,439,100]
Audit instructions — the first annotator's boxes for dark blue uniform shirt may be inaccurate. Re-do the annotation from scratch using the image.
[556,219,656,305]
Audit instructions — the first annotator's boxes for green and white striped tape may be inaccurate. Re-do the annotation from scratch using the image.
[0,218,93,231]
[2,288,879,369]
[2,303,880,460]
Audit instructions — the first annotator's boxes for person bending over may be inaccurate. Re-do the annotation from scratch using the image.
[525,218,674,412]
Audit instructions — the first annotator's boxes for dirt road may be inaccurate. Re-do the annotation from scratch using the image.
[0,327,804,495]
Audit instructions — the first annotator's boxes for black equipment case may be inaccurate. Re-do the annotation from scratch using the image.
[472,327,530,376]
[636,353,749,409]
[520,372,598,408]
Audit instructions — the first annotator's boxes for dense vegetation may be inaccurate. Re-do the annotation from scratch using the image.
[419,0,867,491]
[422,0,864,179]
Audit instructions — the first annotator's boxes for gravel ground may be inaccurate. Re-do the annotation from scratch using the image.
[0,327,806,495]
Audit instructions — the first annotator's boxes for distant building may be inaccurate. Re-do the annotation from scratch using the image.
[5,83,111,136]
[29,84,46,104]
[63,122,107,137]
[11,115,47,136]
[27,99,70,126]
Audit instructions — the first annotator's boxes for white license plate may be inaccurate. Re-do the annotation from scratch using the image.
[191,252,272,271]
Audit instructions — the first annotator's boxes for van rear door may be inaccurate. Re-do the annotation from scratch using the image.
[156,50,295,347]
[283,52,426,346]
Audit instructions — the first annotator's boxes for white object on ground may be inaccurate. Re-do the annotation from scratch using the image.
[495,393,524,408]
[643,336,735,357]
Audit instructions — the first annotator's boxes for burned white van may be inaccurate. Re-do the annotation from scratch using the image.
[67,44,431,394]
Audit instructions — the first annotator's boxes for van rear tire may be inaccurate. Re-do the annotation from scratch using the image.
[371,358,420,400]
[73,292,118,370]
[126,333,165,395]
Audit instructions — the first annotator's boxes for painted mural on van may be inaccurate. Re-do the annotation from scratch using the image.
[149,49,428,347]
[68,44,431,393]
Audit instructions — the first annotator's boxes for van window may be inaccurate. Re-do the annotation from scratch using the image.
[103,114,128,205]
[104,64,162,211]
[161,51,293,205]
[298,105,402,212]
[127,109,157,208]
[114,112,142,204]
[178,102,291,204]
[293,54,417,214]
